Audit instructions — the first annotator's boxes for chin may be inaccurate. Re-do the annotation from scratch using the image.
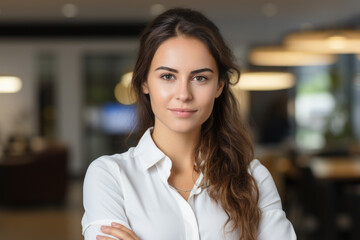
[154,115,207,135]
[167,122,203,135]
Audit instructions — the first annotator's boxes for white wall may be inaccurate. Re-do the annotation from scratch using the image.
[0,39,137,175]
[0,45,38,145]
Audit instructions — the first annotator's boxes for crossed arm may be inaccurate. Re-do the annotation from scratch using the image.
[96,222,139,240]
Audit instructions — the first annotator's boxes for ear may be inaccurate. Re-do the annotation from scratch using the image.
[142,80,149,94]
[215,80,225,98]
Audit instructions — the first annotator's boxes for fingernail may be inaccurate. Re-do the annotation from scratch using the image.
[111,222,120,226]
[96,235,103,240]
[100,225,108,231]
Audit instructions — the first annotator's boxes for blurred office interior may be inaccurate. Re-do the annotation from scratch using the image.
[0,1,360,239]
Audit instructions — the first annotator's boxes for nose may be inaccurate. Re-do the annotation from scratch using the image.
[176,79,193,101]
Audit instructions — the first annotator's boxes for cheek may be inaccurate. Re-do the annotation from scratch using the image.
[197,91,217,115]
[148,83,172,106]
[197,85,218,105]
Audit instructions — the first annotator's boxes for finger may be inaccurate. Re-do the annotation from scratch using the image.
[101,226,136,240]
[111,222,139,239]
[96,235,117,240]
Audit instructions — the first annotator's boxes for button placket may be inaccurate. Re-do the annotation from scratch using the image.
[173,176,201,239]
[167,183,200,240]
[156,157,200,240]
[180,198,200,240]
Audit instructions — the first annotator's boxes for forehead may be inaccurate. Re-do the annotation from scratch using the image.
[150,36,217,71]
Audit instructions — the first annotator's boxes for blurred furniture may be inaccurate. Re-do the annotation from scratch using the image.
[305,155,360,240]
[310,156,360,180]
[0,140,68,206]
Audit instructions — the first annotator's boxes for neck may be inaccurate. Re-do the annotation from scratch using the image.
[151,126,200,174]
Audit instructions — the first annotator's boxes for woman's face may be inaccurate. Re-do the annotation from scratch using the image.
[143,35,224,135]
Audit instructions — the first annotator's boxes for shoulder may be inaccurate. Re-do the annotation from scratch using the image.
[249,159,273,186]
[249,159,282,211]
[250,160,297,239]
[88,152,131,169]
[82,153,134,236]
[84,149,136,184]
[87,153,125,173]
[82,150,137,205]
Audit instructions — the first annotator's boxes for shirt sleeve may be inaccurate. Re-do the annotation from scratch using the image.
[250,159,297,240]
[81,156,131,239]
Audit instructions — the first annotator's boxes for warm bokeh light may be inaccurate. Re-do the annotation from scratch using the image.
[234,72,295,91]
[284,30,360,53]
[249,46,337,66]
[0,76,22,93]
[326,35,348,50]
[114,72,137,105]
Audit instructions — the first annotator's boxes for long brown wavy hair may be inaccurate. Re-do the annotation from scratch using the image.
[131,8,260,240]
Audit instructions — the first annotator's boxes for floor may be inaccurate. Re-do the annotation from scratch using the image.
[0,180,84,240]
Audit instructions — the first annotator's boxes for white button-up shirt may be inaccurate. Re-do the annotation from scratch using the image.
[82,129,296,239]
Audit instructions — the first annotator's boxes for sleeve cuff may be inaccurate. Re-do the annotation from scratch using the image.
[82,218,131,236]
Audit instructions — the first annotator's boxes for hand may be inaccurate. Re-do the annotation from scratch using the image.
[97,222,139,240]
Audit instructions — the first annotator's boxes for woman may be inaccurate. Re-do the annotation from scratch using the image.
[82,8,296,240]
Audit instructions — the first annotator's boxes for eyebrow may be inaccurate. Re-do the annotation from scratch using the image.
[155,66,214,74]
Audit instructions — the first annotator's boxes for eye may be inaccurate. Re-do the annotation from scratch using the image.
[161,74,176,80]
[193,75,208,82]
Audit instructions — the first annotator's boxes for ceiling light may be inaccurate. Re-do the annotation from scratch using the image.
[0,76,22,93]
[233,72,295,91]
[61,3,78,18]
[326,35,347,50]
[249,46,337,66]
[284,30,360,53]
[114,72,137,105]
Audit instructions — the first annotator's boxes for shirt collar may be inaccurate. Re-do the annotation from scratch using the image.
[134,127,167,172]
[134,128,203,194]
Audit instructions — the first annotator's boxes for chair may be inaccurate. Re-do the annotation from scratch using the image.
[0,144,68,206]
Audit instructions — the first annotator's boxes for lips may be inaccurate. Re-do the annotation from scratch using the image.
[169,108,197,117]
